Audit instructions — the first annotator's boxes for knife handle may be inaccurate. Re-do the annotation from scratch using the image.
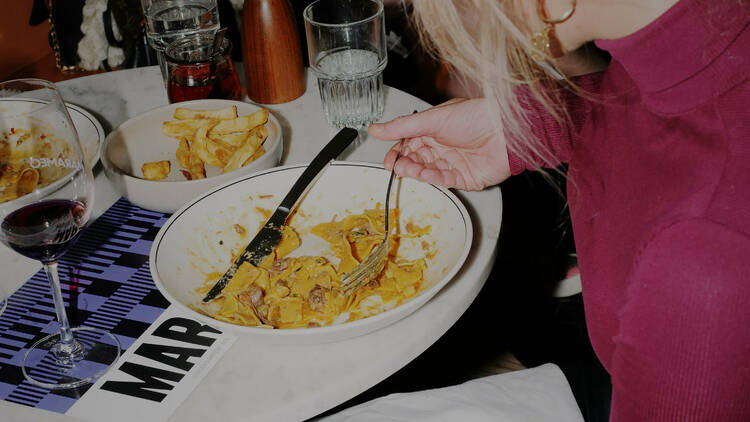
[277,127,359,212]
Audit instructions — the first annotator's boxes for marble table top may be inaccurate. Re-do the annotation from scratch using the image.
[0,67,502,422]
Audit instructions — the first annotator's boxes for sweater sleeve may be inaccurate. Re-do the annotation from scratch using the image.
[508,72,603,175]
[608,219,750,421]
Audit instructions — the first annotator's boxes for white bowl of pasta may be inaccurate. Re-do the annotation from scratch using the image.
[149,162,473,344]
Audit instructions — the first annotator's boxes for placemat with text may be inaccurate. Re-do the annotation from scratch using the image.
[0,198,236,421]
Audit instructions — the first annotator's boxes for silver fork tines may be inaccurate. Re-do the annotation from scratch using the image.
[341,152,399,296]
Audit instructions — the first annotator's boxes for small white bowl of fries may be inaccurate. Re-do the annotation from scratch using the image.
[101,99,282,213]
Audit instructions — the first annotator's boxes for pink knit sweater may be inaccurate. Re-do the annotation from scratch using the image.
[508,0,750,420]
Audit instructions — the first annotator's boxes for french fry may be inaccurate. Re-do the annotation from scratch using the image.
[209,132,248,150]
[192,125,226,168]
[206,138,234,167]
[174,106,238,120]
[187,151,206,180]
[176,136,209,179]
[161,107,270,180]
[222,126,268,173]
[142,160,171,180]
[243,128,265,151]
[162,119,217,138]
[209,109,268,135]
[175,138,192,169]
[242,146,266,166]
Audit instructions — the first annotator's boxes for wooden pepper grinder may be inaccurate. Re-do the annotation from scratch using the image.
[242,0,305,104]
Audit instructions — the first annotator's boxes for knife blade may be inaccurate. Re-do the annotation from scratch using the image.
[202,127,359,302]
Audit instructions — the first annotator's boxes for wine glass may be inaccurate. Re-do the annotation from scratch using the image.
[0,79,120,389]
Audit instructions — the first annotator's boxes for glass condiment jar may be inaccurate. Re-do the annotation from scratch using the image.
[165,32,242,103]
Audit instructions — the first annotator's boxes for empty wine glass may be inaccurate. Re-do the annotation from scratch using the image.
[0,79,120,389]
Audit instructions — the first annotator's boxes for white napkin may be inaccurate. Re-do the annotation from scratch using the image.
[316,363,583,422]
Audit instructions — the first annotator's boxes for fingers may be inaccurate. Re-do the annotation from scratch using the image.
[368,99,467,141]
[383,145,400,170]
[391,154,469,190]
[383,138,488,190]
[383,136,435,170]
[390,153,428,181]
[417,167,465,190]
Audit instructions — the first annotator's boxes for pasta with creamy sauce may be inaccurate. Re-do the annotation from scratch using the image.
[196,208,430,328]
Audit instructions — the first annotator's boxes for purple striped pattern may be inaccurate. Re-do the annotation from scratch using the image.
[0,199,171,413]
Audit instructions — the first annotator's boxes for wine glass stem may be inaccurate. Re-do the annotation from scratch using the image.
[43,262,75,346]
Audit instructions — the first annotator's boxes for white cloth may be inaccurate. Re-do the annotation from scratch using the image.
[316,363,583,422]
[78,0,124,70]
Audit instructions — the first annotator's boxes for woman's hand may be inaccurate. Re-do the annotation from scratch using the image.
[368,98,511,191]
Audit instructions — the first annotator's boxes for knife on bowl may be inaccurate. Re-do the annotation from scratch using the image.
[202,127,359,302]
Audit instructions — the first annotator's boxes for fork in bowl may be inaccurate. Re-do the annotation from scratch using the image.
[340,151,400,296]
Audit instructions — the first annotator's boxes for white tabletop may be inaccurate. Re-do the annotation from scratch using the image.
[0,67,502,422]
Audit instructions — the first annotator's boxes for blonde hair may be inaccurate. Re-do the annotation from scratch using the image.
[410,0,572,169]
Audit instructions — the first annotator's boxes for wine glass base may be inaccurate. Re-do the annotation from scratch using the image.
[22,326,121,390]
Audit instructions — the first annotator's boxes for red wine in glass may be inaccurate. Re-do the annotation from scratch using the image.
[1,199,86,263]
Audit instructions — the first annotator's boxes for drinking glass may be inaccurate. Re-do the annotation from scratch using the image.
[304,0,387,128]
[165,33,242,103]
[0,79,120,389]
[141,0,220,86]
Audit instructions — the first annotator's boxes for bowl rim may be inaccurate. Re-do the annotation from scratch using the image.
[0,98,103,167]
[149,161,474,338]
[100,99,283,186]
